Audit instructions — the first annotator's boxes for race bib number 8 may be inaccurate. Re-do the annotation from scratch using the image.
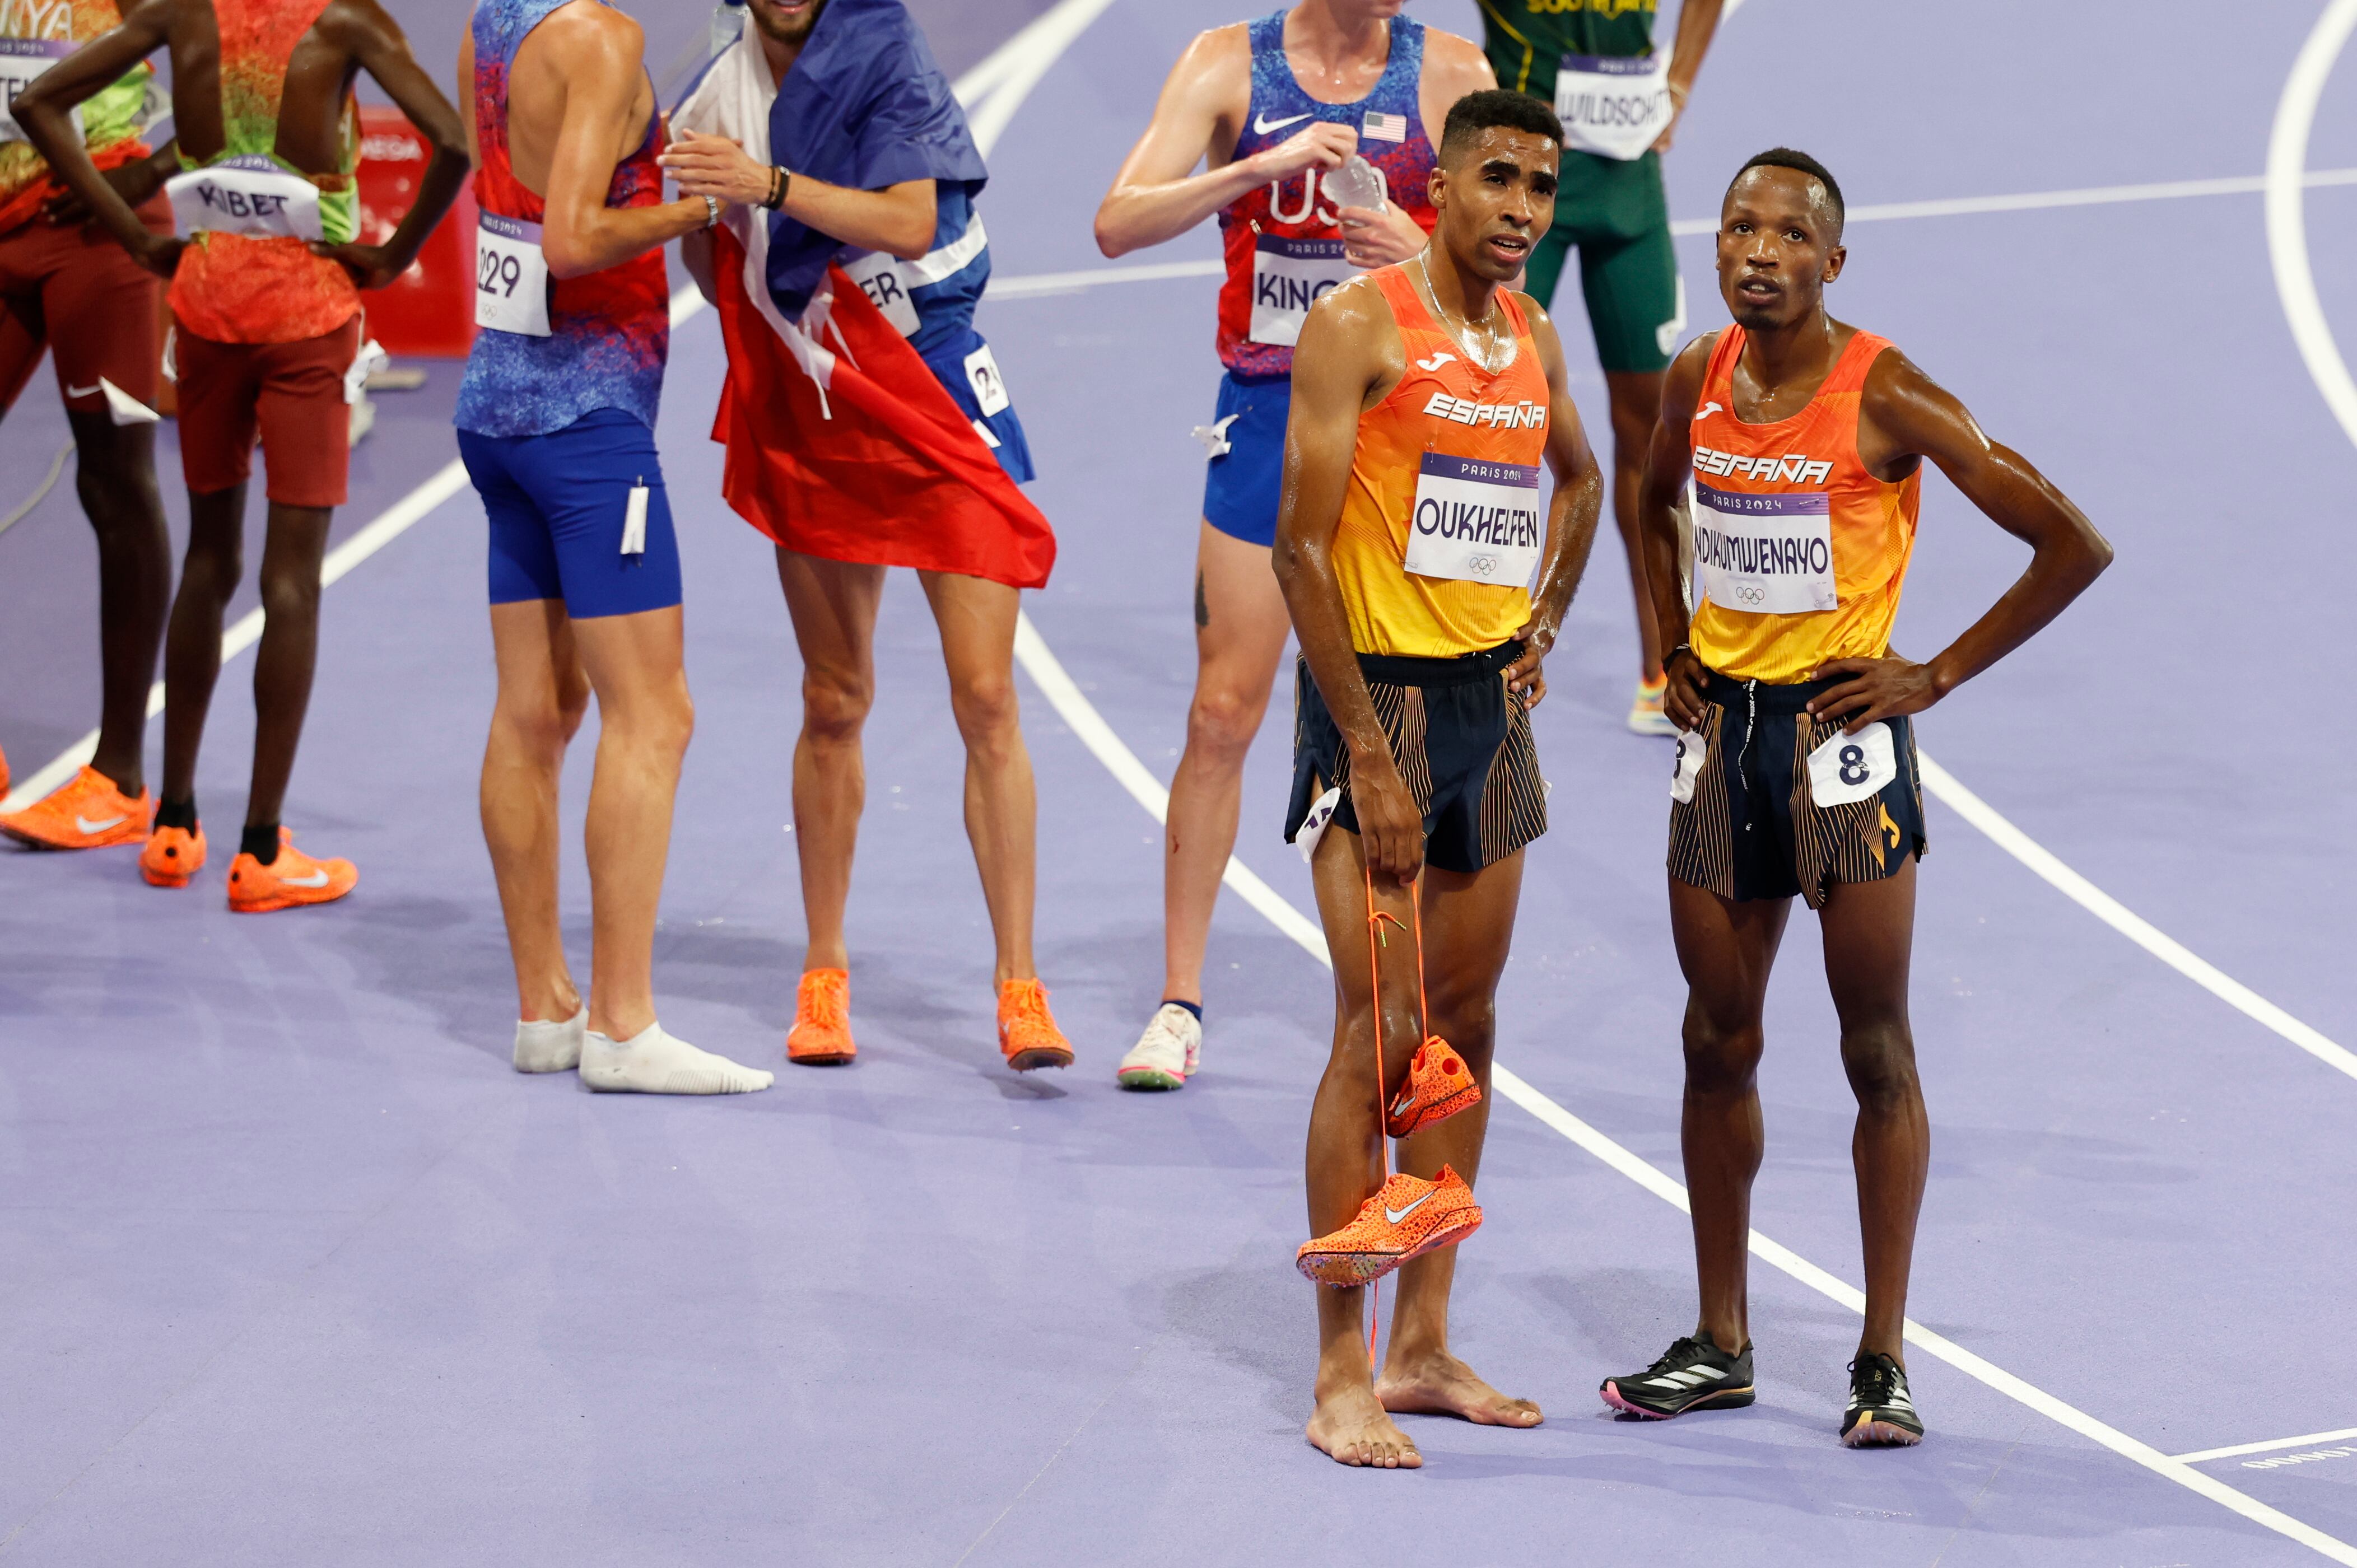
[1693,481,1837,615]
[166,155,323,241]
[1249,234,1354,347]
[1405,452,1544,587]
[1554,53,1672,163]
[0,40,80,146]
[1806,721,1897,808]
[476,213,552,337]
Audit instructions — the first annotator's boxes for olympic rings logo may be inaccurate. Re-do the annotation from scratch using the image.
[1736,585,1767,605]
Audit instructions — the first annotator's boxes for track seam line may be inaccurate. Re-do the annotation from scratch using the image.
[2179,1427,2357,1465]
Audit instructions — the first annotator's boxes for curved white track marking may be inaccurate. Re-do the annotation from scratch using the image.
[2269,0,2357,450]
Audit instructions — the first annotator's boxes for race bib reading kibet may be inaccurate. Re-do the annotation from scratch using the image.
[1692,481,1837,615]
[1405,452,1543,588]
[167,155,323,241]
[476,212,552,337]
[1553,53,1672,162]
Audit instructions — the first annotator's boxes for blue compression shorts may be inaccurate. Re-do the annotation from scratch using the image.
[459,406,684,618]
[1201,371,1290,548]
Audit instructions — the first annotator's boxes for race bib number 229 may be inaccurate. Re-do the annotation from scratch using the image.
[476,213,552,337]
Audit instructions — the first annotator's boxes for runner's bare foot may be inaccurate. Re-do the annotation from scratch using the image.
[1377,1350,1543,1427]
[1306,1381,1425,1468]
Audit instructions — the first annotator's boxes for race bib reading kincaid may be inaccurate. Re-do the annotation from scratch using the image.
[1249,234,1353,347]
[1692,481,1837,615]
[1405,452,1544,587]
[0,39,80,146]
[167,155,322,241]
[1553,53,1672,162]
[476,213,551,337]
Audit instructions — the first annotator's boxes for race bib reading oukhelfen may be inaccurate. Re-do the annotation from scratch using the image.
[1405,452,1544,588]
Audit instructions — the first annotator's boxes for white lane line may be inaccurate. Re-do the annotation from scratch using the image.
[989,258,1223,300]
[2180,1428,2357,1466]
[2268,0,2357,451]
[1917,754,2357,1083]
[0,438,73,541]
[1007,614,2357,1566]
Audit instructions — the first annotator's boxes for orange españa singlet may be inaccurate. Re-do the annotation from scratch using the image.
[1333,265,1551,659]
[1685,324,1919,684]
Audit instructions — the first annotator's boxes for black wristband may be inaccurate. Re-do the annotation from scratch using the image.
[763,165,789,211]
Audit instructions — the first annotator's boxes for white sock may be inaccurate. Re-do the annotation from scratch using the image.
[513,1006,586,1074]
[579,1021,774,1095]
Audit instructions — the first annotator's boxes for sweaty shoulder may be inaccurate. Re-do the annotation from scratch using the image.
[1420,27,1497,93]
[527,0,644,67]
[1663,330,1721,414]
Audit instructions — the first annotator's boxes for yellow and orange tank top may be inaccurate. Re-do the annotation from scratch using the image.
[1334,264,1550,659]
[1686,324,1918,684]
[167,0,361,345]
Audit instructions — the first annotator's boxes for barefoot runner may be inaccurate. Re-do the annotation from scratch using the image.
[16,0,467,909]
[0,0,178,850]
[1600,150,2112,1445]
[1092,0,1493,1090]
[1478,0,1725,734]
[668,0,1070,1072]
[455,0,772,1094]
[1280,89,1602,1468]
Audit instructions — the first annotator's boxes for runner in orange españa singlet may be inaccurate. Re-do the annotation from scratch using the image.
[1602,148,2114,1448]
[1275,88,1604,1471]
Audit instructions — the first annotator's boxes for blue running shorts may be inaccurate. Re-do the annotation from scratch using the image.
[459,406,684,618]
[1200,371,1291,548]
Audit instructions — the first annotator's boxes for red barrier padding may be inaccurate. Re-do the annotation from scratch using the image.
[355,104,476,358]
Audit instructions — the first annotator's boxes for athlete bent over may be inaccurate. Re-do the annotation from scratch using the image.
[1600,150,2111,1445]
[1280,90,1601,1468]
[17,0,467,908]
[1093,1,1493,1089]
[0,8,176,849]
[458,0,769,1093]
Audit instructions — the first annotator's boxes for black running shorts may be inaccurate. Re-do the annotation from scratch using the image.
[1667,671,1927,908]
[1284,641,1547,876]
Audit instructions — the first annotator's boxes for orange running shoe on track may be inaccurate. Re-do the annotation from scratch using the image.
[1296,1165,1483,1288]
[226,829,357,912]
[787,967,857,1065]
[0,743,10,798]
[0,766,154,850]
[998,977,1073,1071]
[1384,1037,1482,1139]
[139,823,208,887]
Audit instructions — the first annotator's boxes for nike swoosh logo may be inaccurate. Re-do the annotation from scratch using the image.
[280,870,331,888]
[1254,111,1312,136]
[1385,1191,1433,1224]
[1415,352,1456,372]
[74,814,127,834]
[66,383,102,399]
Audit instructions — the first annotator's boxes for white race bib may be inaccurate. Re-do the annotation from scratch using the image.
[842,249,919,337]
[167,156,322,241]
[1670,727,1707,804]
[1554,53,1673,162]
[1404,452,1544,587]
[1692,481,1837,615]
[1807,721,1898,808]
[1249,234,1352,347]
[475,213,551,337]
[1294,784,1343,863]
[0,39,80,146]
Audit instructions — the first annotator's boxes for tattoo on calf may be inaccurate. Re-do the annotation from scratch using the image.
[1194,571,1209,629]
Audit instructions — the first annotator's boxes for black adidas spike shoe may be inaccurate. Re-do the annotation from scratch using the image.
[1600,1335,1756,1419]
[1841,1351,1925,1446]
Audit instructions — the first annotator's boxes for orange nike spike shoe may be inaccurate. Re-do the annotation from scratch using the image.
[0,765,154,850]
[139,823,208,888]
[0,742,11,798]
[787,967,857,1065]
[1296,1165,1483,1288]
[226,829,357,912]
[998,977,1073,1071]
[1384,1036,1483,1140]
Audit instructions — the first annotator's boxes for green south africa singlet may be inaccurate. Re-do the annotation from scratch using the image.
[1476,0,1658,105]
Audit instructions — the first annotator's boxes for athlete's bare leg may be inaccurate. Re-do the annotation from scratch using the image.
[1302,825,1534,1465]
[66,409,170,797]
[775,549,884,975]
[1818,861,1925,1365]
[917,568,1038,985]
[243,501,333,828]
[158,484,250,808]
[1603,369,1666,680]
[1161,522,1292,1003]
[1375,851,1543,1429]
[1667,875,1790,1356]
[567,605,693,1041]
[481,599,591,1024]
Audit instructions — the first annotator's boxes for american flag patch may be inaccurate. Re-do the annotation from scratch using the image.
[1362,110,1406,143]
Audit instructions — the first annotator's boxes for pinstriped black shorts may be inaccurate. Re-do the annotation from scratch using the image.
[1667,672,1927,908]
[1284,641,1548,875]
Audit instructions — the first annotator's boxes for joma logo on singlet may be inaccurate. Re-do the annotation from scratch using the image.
[1423,391,1545,430]
[1694,445,1834,483]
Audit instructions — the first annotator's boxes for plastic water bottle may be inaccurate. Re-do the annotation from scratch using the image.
[1322,154,1387,216]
